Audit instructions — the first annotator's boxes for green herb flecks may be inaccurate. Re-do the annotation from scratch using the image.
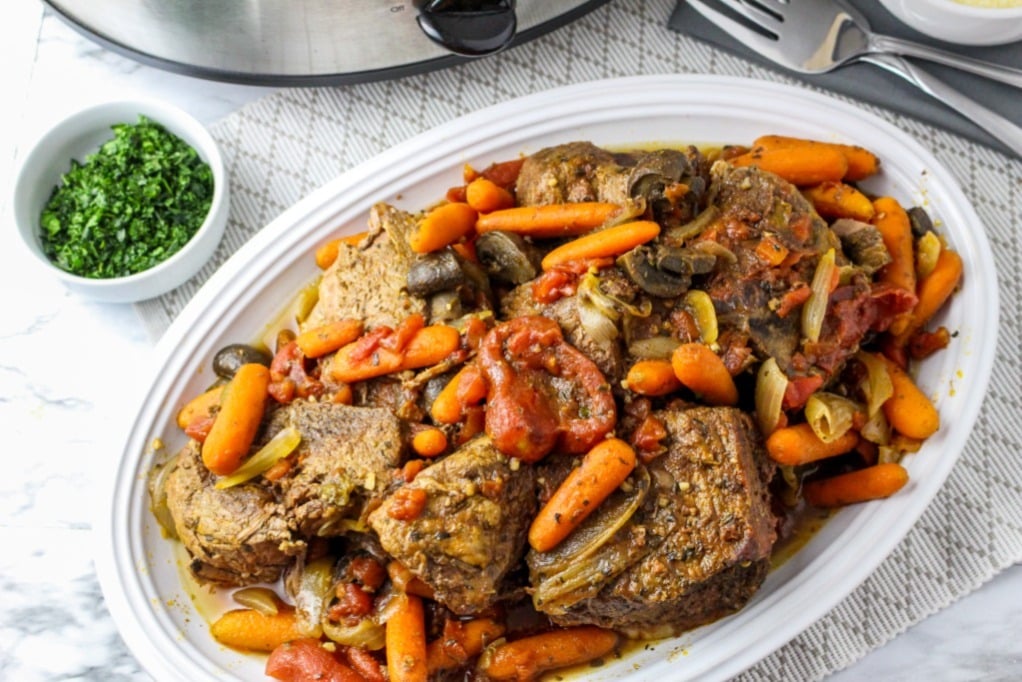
[39,116,214,279]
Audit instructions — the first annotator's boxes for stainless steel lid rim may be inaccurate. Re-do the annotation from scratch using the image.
[43,0,613,86]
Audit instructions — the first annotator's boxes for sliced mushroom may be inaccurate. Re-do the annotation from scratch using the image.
[475,230,539,285]
[617,246,689,298]
[655,246,716,277]
[406,251,465,297]
[618,244,721,298]
[428,290,462,323]
[628,147,711,227]
[831,218,891,276]
[627,149,691,201]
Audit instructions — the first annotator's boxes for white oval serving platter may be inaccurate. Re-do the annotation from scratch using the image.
[96,75,999,682]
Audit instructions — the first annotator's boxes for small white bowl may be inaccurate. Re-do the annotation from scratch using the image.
[879,0,1022,46]
[12,99,228,303]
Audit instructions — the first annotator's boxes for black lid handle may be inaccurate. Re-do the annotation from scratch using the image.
[416,0,517,57]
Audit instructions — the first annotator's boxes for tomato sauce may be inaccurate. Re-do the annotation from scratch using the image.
[478,316,616,462]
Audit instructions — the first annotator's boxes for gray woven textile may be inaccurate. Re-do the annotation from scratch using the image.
[135,0,1022,679]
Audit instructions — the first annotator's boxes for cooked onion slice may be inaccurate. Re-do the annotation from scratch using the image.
[777,464,801,508]
[754,357,787,436]
[627,335,681,360]
[860,408,892,446]
[603,197,647,227]
[215,426,301,489]
[262,282,319,351]
[577,272,652,348]
[916,231,942,279]
[322,614,386,650]
[856,351,894,417]
[665,205,720,244]
[802,248,836,343]
[529,467,651,613]
[290,556,335,638]
[578,295,619,347]
[232,587,281,617]
[804,392,859,443]
[684,290,718,345]
[690,239,737,265]
[147,454,180,540]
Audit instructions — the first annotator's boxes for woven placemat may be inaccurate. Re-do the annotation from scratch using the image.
[135,1,1022,679]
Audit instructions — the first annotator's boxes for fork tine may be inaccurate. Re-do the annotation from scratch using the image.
[716,0,782,33]
[687,0,787,63]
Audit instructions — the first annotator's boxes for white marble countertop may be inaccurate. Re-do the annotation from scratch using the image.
[2,3,1020,681]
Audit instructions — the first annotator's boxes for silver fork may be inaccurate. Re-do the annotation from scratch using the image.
[688,0,1022,157]
[691,0,1022,88]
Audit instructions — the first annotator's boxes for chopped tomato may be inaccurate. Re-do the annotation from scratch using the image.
[478,316,616,462]
[265,639,363,682]
[782,374,824,411]
[328,583,374,623]
[532,269,578,304]
[269,341,324,404]
[479,157,525,189]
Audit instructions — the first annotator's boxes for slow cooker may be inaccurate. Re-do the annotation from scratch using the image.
[44,0,613,85]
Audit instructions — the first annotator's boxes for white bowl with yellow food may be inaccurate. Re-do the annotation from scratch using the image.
[879,0,1022,45]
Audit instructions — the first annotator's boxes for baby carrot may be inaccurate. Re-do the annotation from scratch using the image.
[465,177,515,213]
[671,343,739,406]
[802,181,876,221]
[476,202,621,238]
[430,364,487,424]
[730,146,848,186]
[410,202,478,254]
[201,363,270,476]
[315,240,340,270]
[882,356,940,440]
[210,606,302,652]
[751,135,881,181]
[528,438,636,553]
[176,384,224,430]
[426,618,506,674]
[898,247,963,346]
[386,593,428,682]
[872,197,917,336]
[329,325,460,383]
[479,626,620,682]
[330,342,402,383]
[387,561,436,600]
[756,234,790,266]
[294,318,363,359]
[314,231,369,269]
[411,427,448,458]
[401,325,461,369]
[540,220,660,271]
[804,462,909,508]
[625,360,683,396]
[765,422,860,466]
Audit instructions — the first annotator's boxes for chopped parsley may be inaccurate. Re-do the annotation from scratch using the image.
[39,116,214,279]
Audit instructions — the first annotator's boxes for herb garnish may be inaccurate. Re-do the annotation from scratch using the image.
[39,115,214,279]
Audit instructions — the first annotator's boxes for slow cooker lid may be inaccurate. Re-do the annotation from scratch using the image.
[44,0,612,86]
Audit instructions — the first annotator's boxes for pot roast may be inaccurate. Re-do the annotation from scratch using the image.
[528,405,776,637]
[163,441,305,586]
[368,435,536,615]
[151,134,941,679]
